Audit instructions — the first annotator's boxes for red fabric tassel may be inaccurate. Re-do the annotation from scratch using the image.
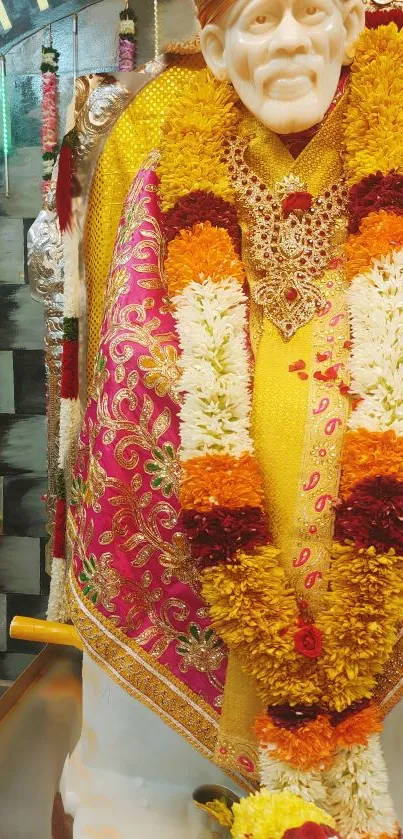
[53,497,67,559]
[61,339,79,399]
[56,142,73,232]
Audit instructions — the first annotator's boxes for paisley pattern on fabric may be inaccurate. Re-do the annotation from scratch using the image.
[70,158,227,714]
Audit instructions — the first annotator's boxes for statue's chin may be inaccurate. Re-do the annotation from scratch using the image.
[246,94,328,135]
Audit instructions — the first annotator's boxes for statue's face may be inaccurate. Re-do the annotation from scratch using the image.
[200,0,364,133]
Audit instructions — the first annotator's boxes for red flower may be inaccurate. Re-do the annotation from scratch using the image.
[366,9,403,30]
[179,506,270,569]
[283,823,341,839]
[330,698,370,727]
[335,475,403,553]
[313,365,339,383]
[348,171,403,234]
[163,190,242,254]
[282,191,313,218]
[294,624,323,659]
[61,339,79,399]
[289,359,306,373]
[268,704,320,730]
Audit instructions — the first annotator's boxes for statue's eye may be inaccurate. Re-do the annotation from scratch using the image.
[254,14,268,24]
[305,6,318,13]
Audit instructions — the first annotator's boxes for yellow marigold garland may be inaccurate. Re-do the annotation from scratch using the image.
[231,791,335,839]
[344,23,403,185]
[201,547,321,706]
[157,68,239,211]
[317,544,403,710]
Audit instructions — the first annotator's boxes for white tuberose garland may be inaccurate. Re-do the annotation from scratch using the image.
[323,735,397,839]
[260,749,327,808]
[173,277,254,460]
[347,248,403,434]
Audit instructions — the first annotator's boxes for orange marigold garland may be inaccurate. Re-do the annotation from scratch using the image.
[179,453,265,511]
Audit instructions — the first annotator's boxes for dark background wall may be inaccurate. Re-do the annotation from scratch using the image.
[0,0,196,685]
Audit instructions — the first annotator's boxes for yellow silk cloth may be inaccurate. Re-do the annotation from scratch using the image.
[217,100,349,775]
[85,64,349,780]
[84,55,204,388]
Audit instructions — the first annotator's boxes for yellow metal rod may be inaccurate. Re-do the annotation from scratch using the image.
[10,617,83,651]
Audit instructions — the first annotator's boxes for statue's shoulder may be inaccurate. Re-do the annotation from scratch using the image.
[114,51,207,171]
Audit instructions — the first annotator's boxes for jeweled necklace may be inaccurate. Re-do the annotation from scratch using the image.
[224,136,348,339]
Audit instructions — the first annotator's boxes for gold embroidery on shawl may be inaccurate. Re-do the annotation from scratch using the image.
[72,164,225,706]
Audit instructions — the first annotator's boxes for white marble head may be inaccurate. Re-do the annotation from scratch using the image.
[200,0,365,134]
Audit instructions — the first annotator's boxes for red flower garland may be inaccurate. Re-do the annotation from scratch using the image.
[334,475,403,553]
[366,9,403,30]
[267,704,321,730]
[163,190,242,253]
[179,505,270,569]
[61,339,79,399]
[348,171,403,234]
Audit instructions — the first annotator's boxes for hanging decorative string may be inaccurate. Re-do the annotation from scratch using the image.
[118,5,137,71]
[41,30,59,197]
[154,0,160,59]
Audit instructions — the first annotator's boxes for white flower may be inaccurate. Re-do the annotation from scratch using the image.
[348,249,403,434]
[323,735,397,839]
[173,278,254,460]
[259,749,327,807]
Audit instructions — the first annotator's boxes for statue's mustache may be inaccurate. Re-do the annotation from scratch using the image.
[254,56,321,86]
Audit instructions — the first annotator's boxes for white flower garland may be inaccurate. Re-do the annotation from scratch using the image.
[260,749,327,807]
[173,277,253,460]
[323,735,397,839]
[347,248,403,434]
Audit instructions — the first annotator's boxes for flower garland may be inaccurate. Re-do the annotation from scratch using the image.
[157,23,403,835]
[203,790,337,839]
[41,42,59,196]
[118,7,137,72]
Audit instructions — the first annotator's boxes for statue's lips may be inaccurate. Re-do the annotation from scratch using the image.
[264,72,314,100]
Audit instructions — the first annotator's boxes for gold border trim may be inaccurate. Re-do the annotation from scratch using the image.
[68,572,250,791]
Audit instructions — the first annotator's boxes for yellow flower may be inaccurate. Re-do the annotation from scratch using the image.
[202,547,321,706]
[318,543,403,710]
[158,69,239,210]
[202,799,234,828]
[231,791,335,839]
[345,24,403,184]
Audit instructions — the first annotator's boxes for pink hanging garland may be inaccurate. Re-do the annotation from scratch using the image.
[41,44,59,196]
[118,8,137,72]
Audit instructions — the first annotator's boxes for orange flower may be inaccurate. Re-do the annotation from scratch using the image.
[254,714,334,770]
[165,222,245,297]
[333,704,382,750]
[180,452,265,511]
[346,211,403,280]
[341,429,403,498]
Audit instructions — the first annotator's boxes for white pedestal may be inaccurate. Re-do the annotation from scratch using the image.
[62,653,243,839]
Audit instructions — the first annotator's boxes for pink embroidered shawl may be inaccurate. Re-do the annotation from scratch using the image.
[69,157,229,761]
